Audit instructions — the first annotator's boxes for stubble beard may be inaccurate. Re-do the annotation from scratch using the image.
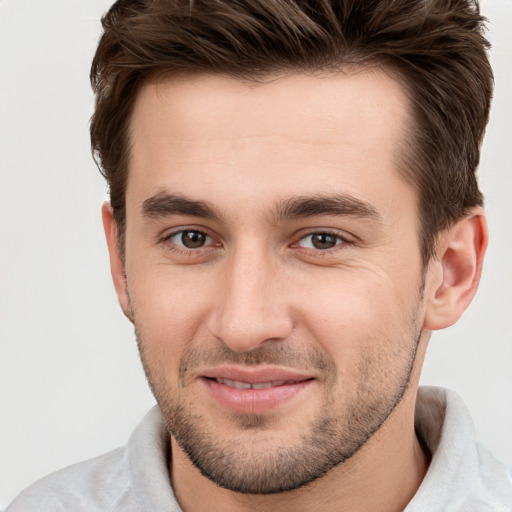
[133,317,423,495]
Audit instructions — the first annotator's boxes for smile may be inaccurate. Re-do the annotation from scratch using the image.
[214,378,296,390]
[201,370,314,414]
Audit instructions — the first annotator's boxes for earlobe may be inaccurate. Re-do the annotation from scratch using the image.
[101,202,133,322]
[424,208,488,331]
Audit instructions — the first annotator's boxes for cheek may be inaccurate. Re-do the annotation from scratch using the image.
[127,266,214,368]
[292,265,421,355]
[292,268,422,407]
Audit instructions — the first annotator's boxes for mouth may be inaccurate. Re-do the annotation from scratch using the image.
[200,367,315,414]
[212,377,304,390]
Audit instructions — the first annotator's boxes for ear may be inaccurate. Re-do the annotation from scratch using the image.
[102,202,133,322]
[424,207,488,331]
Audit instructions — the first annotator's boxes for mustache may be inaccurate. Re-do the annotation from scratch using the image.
[178,343,336,382]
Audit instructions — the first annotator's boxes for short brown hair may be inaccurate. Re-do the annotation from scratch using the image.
[90,0,493,264]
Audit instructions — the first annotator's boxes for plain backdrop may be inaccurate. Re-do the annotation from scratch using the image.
[0,0,511,508]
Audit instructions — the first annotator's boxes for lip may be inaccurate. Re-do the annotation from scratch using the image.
[200,365,314,414]
[201,365,313,383]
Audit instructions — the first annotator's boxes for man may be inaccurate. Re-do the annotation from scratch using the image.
[6,0,512,510]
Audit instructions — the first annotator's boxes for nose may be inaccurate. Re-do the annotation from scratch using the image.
[208,246,294,353]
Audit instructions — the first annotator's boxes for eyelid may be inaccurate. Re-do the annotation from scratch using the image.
[171,230,212,247]
[160,225,212,240]
[299,233,342,247]
[164,228,209,241]
[159,226,221,253]
[291,229,354,252]
[158,225,354,256]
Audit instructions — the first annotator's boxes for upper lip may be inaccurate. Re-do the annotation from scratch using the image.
[200,365,314,384]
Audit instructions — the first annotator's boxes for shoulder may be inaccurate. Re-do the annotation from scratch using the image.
[409,387,512,511]
[5,406,170,512]
[471,442,512,510]
[5,447,137,512]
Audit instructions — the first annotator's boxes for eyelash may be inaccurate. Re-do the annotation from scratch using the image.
[160,229,217,256]
[292,231,350,254]
[159,229,352,256]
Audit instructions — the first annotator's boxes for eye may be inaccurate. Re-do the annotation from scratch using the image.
[297,232,345,250]
[167,230,213,249]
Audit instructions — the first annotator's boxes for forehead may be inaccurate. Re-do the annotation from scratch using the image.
[126,69,414,220]
[130,68,409,148]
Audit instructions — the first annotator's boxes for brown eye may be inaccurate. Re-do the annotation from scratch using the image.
[169,230,211,249]
[298,232,344,250]
[311,233,338,249]
[182,231,206,248]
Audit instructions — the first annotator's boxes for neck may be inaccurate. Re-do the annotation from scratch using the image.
[169,387,429,512]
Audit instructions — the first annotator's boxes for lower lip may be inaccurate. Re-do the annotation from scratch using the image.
[202,378,313,414]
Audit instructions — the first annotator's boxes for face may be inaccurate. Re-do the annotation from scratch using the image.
[118,70,430,494]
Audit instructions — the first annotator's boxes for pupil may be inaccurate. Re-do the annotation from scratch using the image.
[182,231,205,248]
[312,233,336,249]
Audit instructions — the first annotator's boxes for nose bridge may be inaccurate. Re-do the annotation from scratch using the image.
[209,241,293,352]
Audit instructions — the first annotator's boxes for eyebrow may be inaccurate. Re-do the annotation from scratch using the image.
[272,194,382,223]
[141,192,224,222]
[141,191,381,224]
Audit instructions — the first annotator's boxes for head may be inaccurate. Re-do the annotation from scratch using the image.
[92,0,492,498]
[91,0,493,266]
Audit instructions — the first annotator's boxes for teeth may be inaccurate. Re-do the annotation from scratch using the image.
[215,378,289,389]
[219,378,251,389]
[251,382,273,389]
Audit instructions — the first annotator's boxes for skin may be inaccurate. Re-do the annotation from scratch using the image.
[103,69,487,512]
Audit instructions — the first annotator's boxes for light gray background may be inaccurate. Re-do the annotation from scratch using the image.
[0,0,511,508]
